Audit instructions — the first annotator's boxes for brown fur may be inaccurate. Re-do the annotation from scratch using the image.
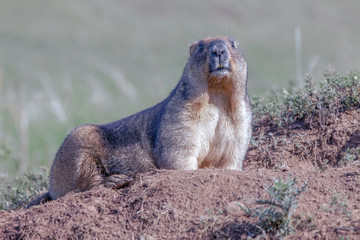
[28,36,252,207]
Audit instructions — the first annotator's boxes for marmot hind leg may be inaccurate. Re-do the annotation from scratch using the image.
[74,157,133,191]
[104,174,133,189]
[49,125,110,199]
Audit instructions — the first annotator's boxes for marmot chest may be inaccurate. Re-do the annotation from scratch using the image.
[194,102,240,168]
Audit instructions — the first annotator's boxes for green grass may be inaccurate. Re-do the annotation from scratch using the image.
[0,139,14,173]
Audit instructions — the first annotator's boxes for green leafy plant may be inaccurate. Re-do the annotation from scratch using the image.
[0,168,48,211]
[244,176,308,237]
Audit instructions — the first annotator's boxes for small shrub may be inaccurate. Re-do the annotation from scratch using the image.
[292,213,316,232]
[245,176,308,237]
[321,192,352,219]
[251,69,360,127]
[199,208,232,239]
[0,168,48,211]
[322,69,360,110]
[338,147,360,166]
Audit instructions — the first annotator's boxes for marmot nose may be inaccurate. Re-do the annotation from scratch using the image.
[211,43,227,57]
[209,41,230,71]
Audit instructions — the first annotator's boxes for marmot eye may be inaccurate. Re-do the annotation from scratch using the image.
[231,41,238,49]
[198,44,203,52]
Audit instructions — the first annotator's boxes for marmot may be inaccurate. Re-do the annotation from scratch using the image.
[28,36,252,207]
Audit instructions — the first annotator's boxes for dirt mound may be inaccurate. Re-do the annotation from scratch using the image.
[1,109,359,239]
[248,107,360,171]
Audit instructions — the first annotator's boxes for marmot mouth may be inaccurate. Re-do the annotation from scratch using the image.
[209,67,231,77]
[211,67,231,73]
[208,68,231,82]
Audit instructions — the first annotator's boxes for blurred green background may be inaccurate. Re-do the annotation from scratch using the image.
[1,0,359,177]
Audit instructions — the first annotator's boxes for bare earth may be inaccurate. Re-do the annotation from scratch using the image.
[1,108,359,239]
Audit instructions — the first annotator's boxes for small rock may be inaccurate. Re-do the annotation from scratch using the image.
[224,201,250,217]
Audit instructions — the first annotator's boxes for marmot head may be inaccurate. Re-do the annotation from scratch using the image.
[188,37,247,89]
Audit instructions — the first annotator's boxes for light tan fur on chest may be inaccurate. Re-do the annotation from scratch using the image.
[185,90,243,168]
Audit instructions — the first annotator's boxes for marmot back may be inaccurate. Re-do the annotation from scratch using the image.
[28,36,252,207]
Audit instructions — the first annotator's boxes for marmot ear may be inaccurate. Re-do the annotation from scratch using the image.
[189,41,198,56]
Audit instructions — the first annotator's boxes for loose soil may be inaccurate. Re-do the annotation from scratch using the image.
[1,109,359,239]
